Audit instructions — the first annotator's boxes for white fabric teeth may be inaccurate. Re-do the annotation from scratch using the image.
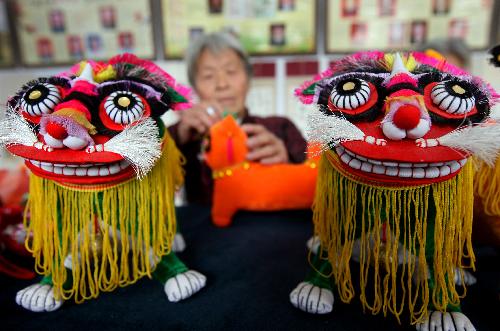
[430,82,475,114]
[104,91,144,125]
[28,159,129,177]
[335,146,466,179]
[21,83,61,117]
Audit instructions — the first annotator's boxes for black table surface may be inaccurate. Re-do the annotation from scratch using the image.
[1,205,499,331]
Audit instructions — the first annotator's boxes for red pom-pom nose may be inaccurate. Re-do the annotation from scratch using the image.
[392,105,421,130]
[46,122,68,139]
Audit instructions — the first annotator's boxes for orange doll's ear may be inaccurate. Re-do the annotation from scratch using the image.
[204,116,248,169]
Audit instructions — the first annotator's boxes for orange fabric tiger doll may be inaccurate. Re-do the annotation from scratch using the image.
[204,116,318,227]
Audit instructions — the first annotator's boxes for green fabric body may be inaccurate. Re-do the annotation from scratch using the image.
[152,252,188,284]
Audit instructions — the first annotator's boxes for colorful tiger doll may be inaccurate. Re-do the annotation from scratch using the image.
[0,54,206,312]
[290,51,500,331]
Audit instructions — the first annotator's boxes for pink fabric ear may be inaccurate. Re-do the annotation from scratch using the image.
[294,67,335,104]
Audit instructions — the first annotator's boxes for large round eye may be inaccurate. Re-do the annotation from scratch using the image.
[103,91,145,125]
[330,78,371,110]
[20,83,61,117]
[430,81,475,115]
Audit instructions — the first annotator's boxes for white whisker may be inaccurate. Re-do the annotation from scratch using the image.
[0,106,38,148]
[307,108,365,154]
[438,121,500,166]
[103,117,162,179]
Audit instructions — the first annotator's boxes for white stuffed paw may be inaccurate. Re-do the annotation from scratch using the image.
[306,236,320,255]
[290,281,334,314]
[416,311,476,331]
[171,233,187,253]
[164,270,206,302]
[15,283,63,312]
[454,268,477,286]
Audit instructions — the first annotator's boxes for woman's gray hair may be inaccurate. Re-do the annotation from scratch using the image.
[185,32,253,87]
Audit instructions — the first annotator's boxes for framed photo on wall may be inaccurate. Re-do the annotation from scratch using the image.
[326,0,495,53]
[161,0,316,58]
[14,0,155,66]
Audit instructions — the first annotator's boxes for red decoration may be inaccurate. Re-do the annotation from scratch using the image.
[393,104,420,130]
[46,122,68,139]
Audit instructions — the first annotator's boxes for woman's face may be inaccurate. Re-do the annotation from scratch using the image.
[194,48,250,116]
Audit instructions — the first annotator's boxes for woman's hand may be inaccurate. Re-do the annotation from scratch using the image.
[176,102,222,145]
[242,124,289,165]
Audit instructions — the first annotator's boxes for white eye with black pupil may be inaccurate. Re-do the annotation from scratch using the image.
[431,81,475,114]
[21,83,61,117]
[330,79,371,110]
[104,91,144,125]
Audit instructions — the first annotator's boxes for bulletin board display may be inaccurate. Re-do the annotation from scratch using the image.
[161,0,316,58]
[0,0,13,67]
[14,0,155,66]
[326,0,495,53]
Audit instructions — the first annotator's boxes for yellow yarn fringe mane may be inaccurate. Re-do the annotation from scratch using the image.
[313,151,475,324]
[24,133,184,303]
[473,157,500,216]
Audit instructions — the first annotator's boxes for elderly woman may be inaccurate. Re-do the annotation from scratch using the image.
[169,32,306,204]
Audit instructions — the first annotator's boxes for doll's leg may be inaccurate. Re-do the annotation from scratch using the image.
[15,272,73,312]
[172,233,186,253]
[290,249,335,314]
[414,252,476,330]
[152,252,206,302]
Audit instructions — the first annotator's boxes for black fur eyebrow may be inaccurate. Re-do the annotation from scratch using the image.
[8,77,70,108]
[97,80,162,100]
[20,77,71,92]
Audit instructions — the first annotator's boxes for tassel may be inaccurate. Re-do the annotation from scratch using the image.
[474,157,500,215]
[24,132,184,303]
[313,151,474,324]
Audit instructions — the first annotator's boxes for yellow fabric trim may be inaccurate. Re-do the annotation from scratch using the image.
[76,61,88,76]
[383,53,418,72]
[473,157,500,216]
[425,49,446,62]
[76,62,116,83]
[24,133,184,303]
[55,109,97,135]
[313,151,474,324]
[94,65,117,83]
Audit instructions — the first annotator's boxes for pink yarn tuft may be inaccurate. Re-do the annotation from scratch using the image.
[385,73,418,88]
[109,53,192,109]
[412,52,468,76]
[294,67,336,104]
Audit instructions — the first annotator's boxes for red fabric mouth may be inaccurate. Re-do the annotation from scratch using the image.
[346,120,470,163]
[7,144,136,185]
[7,144,123,164]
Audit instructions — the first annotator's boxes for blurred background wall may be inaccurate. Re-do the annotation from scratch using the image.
[0,0,499,158]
